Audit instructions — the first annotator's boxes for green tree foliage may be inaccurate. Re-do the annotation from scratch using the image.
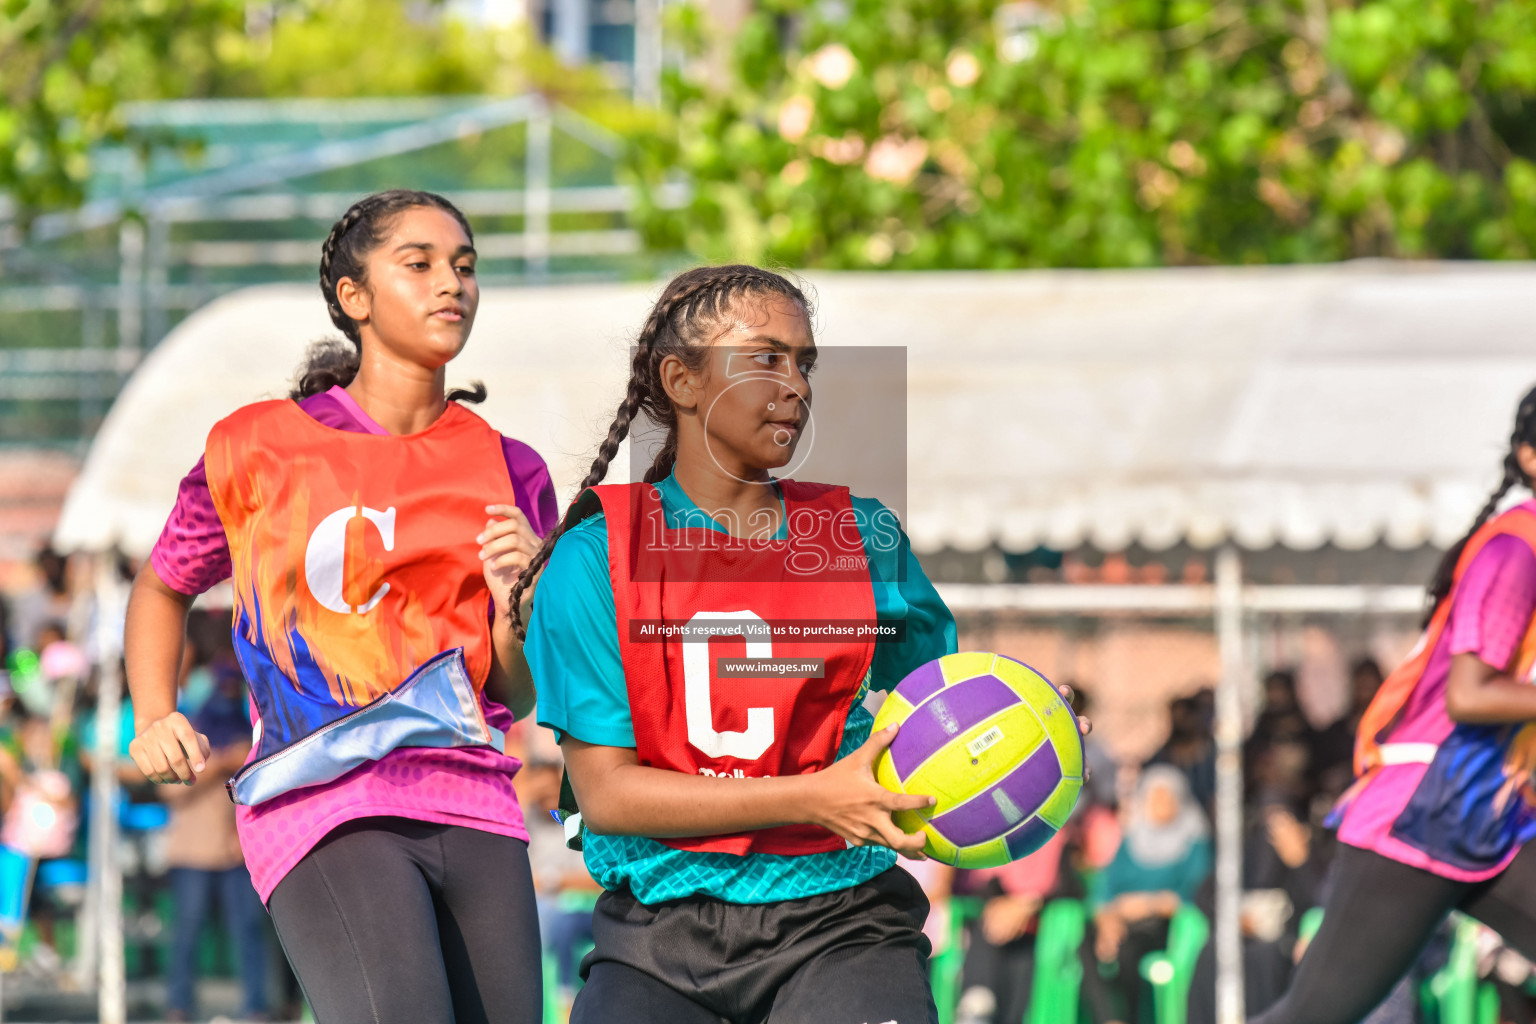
[240,0,606,101]
[0,0,616,219]
[0,0,249,213]
[625,0,1536,267]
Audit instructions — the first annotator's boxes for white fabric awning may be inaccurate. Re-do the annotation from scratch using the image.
[56,261,1536,556]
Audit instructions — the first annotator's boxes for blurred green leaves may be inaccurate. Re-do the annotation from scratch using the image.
[0,0,617,221]
[1,0,249,214]
[624,0,1536,267]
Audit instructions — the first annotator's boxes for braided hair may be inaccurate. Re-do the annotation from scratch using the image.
[291,189,485,403]
[1424,383,1536,625]
[508,265,813,640]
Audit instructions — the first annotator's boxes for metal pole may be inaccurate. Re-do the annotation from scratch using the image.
[634,0,663,106]
[80,301,107,442]
[552,0,589,65]
[524,101,552,283]
[144,215,169,350]
[76,819,98,992]
[1214,547,1246,1024]
[117,220,145,364]
[91,555,126,1024]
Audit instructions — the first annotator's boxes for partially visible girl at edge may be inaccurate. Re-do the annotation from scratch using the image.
[514,265,1089,1024]
[1254,385,1536,1024]
[124,190,556,1024]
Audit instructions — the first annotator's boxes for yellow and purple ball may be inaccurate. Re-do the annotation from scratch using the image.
[873,651,1085,868]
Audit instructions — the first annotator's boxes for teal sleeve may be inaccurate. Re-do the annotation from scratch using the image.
[852,496,958,692]
[1092,848,1131,906]
[1177,839,1213,902]
[1091,843,1212,906]
[527,515,637,748]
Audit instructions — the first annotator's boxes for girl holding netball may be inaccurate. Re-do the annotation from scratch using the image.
[125,190,553,1024]
[517,265,1085,1024]
[1254,385,1536,1024]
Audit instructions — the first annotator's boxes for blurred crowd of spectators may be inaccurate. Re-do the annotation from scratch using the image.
[5,541,1536,1023]
[0,546,282,1021]
[928,661,1536,1024]
[0,544,604,1021]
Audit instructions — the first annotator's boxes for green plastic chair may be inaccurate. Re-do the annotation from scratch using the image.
[1296,906,1324,949]
[542,890,601,1024]
[931,896,982,1024]
[1425,915,1499,1024]
[541,951,562,1024]
[541,937,597,1023]
[1026,898,1088,1024]
[1138,905,1210,1024]
[1476,981,1500,1024]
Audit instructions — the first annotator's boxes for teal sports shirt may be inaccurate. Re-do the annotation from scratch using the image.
[528,473,956,904]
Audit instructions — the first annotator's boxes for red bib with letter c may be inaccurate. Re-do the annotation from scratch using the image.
[589,479,878,857]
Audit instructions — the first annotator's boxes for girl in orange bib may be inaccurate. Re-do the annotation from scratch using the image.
[125,191,549,1024]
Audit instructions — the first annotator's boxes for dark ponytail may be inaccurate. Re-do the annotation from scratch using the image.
[1424,383,1536,625]
[508,265,813,640]
[291,189,483,402]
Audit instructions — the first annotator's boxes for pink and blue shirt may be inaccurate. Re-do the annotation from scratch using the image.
[1337,505,1536,881]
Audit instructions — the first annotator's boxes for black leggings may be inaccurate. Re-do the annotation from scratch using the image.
[1252,842,1536,1024]
[267,817,542,1024]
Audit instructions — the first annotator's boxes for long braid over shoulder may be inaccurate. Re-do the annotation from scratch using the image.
[1424,383,1536,626]
[293,190,484,402]
[508,265,812,641]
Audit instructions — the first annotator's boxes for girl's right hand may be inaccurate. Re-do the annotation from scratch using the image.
[1094,908,1128,962]
[128,713,211,785]
[806,725,934,858]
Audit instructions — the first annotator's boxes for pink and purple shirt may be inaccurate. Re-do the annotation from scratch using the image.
[151,386,558,901]
[1338,508,1536,881]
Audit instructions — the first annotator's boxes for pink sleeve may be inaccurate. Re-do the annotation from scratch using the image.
[500,437,560,539]
[148,456,233,597]
[1447,533,1536,672]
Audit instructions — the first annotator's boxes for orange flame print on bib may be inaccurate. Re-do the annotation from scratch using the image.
[204,400,513,758]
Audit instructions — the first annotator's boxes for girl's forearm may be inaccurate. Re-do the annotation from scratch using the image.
[124,567,194,731]
[565,728,933,854]
[1446,679,1536,723]
[487,612,536,720]
[570,754,822,837]
[1445,652,1536,724]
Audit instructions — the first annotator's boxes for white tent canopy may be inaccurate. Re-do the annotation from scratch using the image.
[56,261,1536,557]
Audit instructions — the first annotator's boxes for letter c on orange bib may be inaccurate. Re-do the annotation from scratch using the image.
[305,505,397,615]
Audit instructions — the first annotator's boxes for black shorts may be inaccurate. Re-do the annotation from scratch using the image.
[572,866,937,1024]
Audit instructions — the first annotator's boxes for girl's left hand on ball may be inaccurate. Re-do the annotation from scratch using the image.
[1055,682,1093,739]
[477,505,539,612]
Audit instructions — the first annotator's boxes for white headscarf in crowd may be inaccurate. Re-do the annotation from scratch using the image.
[1125,764,1210,868]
